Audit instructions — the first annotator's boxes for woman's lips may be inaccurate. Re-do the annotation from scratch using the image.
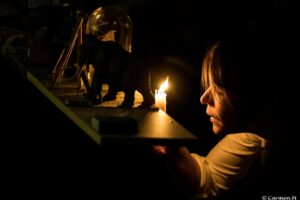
[210,116,218,123]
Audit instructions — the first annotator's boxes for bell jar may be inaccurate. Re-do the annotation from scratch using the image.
[85,6,132,53]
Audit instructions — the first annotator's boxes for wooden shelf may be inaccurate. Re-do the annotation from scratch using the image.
[26,70,198,146]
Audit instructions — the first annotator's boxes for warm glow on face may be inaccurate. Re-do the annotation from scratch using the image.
[158,77,169,93]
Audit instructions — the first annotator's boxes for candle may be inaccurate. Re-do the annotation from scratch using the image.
[155,77,169,112]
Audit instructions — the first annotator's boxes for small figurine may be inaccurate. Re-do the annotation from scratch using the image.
[79,34,155,108]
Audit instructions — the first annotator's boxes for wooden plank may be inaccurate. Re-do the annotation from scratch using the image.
[26,70,198,145]
[27,71,101,144]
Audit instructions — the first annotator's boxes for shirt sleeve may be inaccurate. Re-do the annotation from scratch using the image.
[190,133,268,199]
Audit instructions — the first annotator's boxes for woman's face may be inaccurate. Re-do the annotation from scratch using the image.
[200,86,238,135]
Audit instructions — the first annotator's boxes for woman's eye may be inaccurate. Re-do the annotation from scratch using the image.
[214,86,223,95]
[215,89,227,100]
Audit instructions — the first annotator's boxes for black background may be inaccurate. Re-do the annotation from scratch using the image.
[1,0,298,199]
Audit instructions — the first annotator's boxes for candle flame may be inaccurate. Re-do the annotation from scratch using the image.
[158,76,169,93]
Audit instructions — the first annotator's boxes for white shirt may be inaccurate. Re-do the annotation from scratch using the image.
[191,133,268,199]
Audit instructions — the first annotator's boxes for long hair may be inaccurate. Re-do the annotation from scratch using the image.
[201,35,280,137]
[201,41,235,110]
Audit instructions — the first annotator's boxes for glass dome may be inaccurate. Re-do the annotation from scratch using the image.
[86,6,132,52]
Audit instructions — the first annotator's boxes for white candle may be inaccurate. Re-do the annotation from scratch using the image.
[155,90,167,112]
[155,77,169,112]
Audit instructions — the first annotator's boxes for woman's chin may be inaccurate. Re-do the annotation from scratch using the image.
[212,125,222,135]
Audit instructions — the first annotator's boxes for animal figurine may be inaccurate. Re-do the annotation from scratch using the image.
[79,34,155,108]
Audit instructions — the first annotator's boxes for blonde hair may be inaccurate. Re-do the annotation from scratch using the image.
[201,42,230,103]
[201,34,281,136]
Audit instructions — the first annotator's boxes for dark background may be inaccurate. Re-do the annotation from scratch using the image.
[1,0,298,199]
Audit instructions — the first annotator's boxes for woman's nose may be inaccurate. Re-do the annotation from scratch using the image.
[200,86,211,105]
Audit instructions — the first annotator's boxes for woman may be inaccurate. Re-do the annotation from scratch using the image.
[154,34,281,199]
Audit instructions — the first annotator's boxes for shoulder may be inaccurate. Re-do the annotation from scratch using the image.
[218,133,268,153]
